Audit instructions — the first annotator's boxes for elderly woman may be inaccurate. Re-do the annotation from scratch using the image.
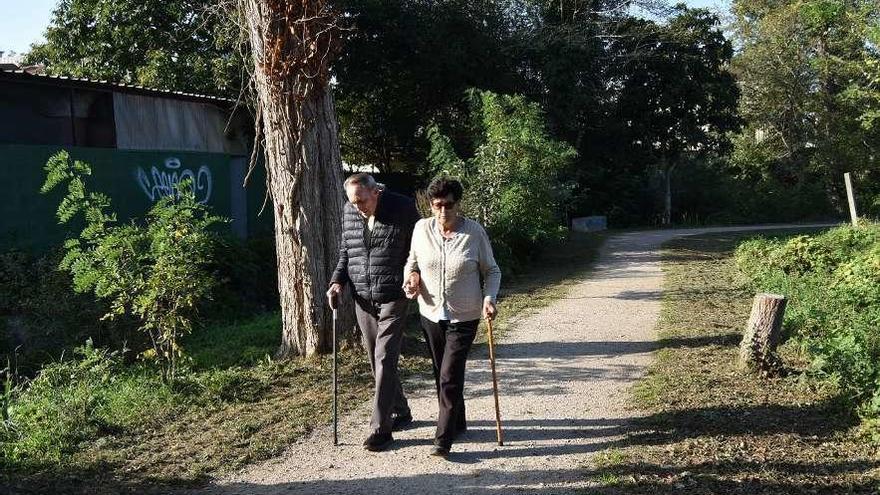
[403,177,501,458]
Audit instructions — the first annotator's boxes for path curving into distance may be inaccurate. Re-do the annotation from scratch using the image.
[197,224,835,495]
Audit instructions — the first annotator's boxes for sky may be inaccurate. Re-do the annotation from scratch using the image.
[0,0,57,54]
[0,0,733,55]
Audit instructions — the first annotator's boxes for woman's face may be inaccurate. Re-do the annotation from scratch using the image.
[431,194,459,227]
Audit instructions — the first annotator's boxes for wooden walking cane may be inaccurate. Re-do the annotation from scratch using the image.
[486,317,504,446]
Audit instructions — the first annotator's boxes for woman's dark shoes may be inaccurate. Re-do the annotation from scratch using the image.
[430,445,450,458]
[363,432,393,452]
[391,412,413,431]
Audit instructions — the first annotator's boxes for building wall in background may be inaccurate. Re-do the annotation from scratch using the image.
[113,93,246,155]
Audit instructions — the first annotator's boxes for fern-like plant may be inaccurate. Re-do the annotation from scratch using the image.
[41,151,223,381]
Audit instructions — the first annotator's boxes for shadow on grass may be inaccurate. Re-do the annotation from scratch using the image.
[2,460,206,495]
[484,333,741,361]
[579,461,878,495]
[627,399,859,444]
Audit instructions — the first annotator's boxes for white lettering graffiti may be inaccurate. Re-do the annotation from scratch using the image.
[136,158,213,204]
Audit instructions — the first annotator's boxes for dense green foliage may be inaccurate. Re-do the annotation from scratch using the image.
[735,223,880,416]
[731,0,880,218]
[427,90,576,268]
[333,0,519,172]
[41,151,223,381]
[30,0,879,224]
[25,0,243,97]
[2,342,173,466]
[0,250,117,372]
[601,8,740,225]
[0,235,278,382]
[27,0,748,226]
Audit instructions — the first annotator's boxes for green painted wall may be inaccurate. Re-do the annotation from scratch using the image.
[243,155,275,237]
[0,144,247,251]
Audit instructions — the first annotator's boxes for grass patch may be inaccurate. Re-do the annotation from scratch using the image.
[735,223,880,416]
[594,449,631,469]
[583,231,880,494]
[186,312,281,369]
[3,230,605,494]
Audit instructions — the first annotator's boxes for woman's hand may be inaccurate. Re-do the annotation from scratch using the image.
[483,299,497,321]
[403,272,420,299]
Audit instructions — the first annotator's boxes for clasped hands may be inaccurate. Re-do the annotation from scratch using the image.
[402,272,497,321]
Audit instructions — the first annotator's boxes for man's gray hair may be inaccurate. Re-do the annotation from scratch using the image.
[344,172,379,190]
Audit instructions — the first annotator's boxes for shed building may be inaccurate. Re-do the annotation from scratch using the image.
[0,70,269,250]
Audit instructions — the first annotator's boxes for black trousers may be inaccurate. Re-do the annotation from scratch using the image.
[420,316,478,448]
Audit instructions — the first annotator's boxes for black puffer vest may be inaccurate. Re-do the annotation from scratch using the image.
[331,190,421,304]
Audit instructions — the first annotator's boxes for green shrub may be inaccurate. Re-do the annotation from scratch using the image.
[832,243,880,308]
[207,235,279,318]
[735,222,880,417]
[426,90,576,270]
[0,250,124,372]
[41,151,223,381]
[1,235,277,378]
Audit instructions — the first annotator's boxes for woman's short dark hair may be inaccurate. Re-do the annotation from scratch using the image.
[427,177,464,202]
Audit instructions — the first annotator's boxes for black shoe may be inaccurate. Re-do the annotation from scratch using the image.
[430,445,450,458]
[363,433,393,452]
[392,412,413,431]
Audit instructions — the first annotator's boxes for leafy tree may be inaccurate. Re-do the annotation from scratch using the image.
[40,151,222,381]
[25,0,243,97]
[508,1,607,146]
[607,7,740,225]
[847,23,880,132]
[731,0,880,215]
[427,90,576,267]
[334,0,520,173]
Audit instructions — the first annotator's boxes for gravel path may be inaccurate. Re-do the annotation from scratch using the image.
[199,224,834,495]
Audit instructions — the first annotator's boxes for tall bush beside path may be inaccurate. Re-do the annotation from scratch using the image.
[735,222,880,419]
[40,150,223,382]
[426,90,577,268]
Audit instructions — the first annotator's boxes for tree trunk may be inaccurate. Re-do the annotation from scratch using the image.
[739,293,787,375]
[242,0,355,356]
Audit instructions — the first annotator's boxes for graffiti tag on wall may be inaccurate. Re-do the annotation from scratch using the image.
[136,158,213,204]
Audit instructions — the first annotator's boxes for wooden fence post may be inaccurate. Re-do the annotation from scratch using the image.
[845,172,858,227]
[739,293,787,375]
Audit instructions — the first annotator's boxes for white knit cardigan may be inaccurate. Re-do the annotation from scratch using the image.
[404,217,501,323]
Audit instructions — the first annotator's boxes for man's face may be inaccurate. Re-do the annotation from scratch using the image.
[345,183,379,216]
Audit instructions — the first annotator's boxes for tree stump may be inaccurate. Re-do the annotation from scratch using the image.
[739,293,787,375]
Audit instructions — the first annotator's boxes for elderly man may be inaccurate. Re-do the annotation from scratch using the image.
[327,173,421,451]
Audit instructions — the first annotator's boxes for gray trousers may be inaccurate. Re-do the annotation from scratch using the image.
[354,297,410,435]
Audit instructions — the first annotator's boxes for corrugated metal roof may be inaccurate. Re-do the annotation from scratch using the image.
[0,69,236,105]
